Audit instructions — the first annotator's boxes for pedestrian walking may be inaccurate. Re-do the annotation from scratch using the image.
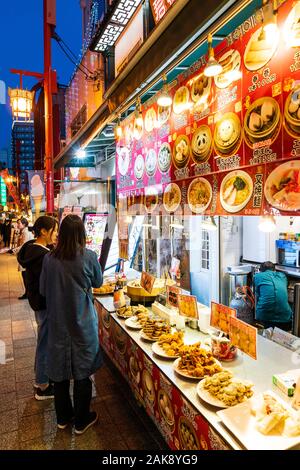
[14,217,34,299]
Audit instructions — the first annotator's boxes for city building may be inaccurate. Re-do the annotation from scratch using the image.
[11,120,35,195]
[0,148,9,170]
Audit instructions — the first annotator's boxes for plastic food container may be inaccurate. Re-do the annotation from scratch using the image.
[210,335,237,362]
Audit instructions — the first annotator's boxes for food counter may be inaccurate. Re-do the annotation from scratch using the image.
[94,296,300,451]
[276,266,300,279]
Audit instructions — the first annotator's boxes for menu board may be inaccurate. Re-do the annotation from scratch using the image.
[210,301,236,335]
[229,316,257,360]
[141,271,155,293]
[83,213,108,258]
[166,285,181,308]
[178,294,199,319]
[116,0,300,217]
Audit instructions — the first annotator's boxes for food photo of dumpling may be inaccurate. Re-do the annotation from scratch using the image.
[158,390,175,428]
[145,107,157,132]
[284,86,300,137]
[214,112,241,157]
[244,97,281,147]
[191,125,212,163]
[173,135,190,168]
[173,86,190,114]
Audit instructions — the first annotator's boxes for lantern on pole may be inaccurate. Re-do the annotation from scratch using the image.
[8,88,34,120]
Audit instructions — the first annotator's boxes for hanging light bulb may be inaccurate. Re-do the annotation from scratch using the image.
[258,215,276,232]
[115,115,123,140]
[261,0,278,43]
[157,74,172,107]
[204,33,223,77]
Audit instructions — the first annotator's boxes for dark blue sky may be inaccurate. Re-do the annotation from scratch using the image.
[0,0,82,151]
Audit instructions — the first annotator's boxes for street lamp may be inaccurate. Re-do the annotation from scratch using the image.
[8,88,34,120]
[9,0,57,214]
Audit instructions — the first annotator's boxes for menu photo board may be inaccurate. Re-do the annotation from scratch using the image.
[166,285,181,309]
[83,213,108,258]
[229,316,257,360]
[178,294,199,319]
[210,301,236,335]
[116,0,300,218]
[212,36,244,174]
[141,271,156,293]
[216,163,265,216]
[278,0,300,160]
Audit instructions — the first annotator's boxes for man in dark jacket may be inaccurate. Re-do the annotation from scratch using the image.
[18,239,49,312]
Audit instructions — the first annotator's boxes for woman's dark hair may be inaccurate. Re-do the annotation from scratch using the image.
[20,217,29,227]
[260,261,275,272]
[33,216,58,238]
[53,214,86,260]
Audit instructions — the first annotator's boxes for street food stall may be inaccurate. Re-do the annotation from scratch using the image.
[92,0,300,451]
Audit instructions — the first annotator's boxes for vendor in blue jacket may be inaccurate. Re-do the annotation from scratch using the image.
[254,261,292,331]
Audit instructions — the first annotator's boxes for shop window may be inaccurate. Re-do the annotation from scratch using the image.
[201,229,210,271]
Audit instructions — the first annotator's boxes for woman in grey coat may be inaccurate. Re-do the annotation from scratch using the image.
[40,214,103,434]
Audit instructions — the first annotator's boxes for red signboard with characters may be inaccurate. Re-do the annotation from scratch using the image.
[150,0,178,25]
[116,0,300,217]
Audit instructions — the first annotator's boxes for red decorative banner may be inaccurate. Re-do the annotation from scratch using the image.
[150,0,178,25]
[116,0,300,217]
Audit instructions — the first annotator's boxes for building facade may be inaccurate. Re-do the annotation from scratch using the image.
[11,121,35,195]
[0,148,9,170]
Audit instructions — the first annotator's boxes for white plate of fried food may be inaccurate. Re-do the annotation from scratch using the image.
[152,331,184,359]
[141,318,171,342]
[116,304,148,319]
[93,283,115,295]
[173,344,222,380]
[124,309,149,330]
[217,390,300,450]
[197,370,254,408]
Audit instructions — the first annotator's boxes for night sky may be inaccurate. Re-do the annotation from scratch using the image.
[0,0,82,152]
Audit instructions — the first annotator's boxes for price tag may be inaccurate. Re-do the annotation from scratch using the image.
[210,301,236,334]
[141,271,155,293]
[178,294,198,319]
[229,316,257,360]
[166,285,181,308]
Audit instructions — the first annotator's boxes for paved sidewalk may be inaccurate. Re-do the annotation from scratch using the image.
[0,253,167,450]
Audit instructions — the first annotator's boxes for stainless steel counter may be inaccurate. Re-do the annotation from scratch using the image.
[276,265,300,278]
